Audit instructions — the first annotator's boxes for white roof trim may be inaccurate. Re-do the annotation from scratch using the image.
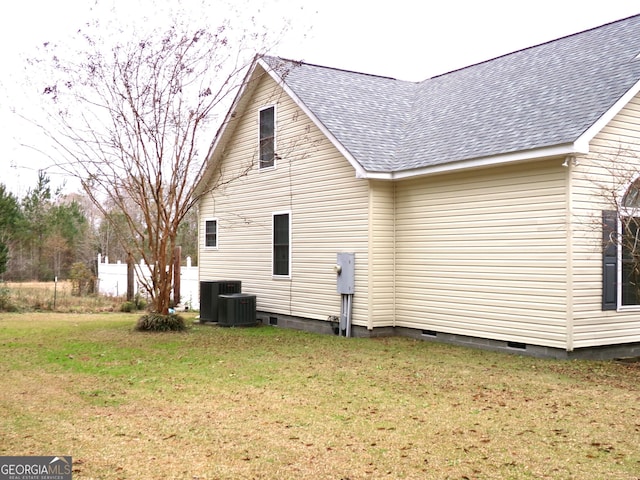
[203,68,257,165]
[361,143,587,180]
[258,58,369,179]
[575,78,640,150]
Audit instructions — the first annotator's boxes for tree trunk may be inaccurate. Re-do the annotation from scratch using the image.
[127,253,135,302]
[173,246,181,308]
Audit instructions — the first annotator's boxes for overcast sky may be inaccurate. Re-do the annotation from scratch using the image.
[1,0,638,196]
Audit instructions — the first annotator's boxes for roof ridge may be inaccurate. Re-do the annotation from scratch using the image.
[262,55,406,82]
[428,13,640,80]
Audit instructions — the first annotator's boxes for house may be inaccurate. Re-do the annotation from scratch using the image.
[195,14,640,359]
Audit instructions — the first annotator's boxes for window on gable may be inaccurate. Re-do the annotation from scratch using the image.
[273,212,290,276]
[205,219,218,248]
[260,106,275,169]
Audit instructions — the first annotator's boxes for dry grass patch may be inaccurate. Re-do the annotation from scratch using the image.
[0,312,639,479]
[2,281,126,312]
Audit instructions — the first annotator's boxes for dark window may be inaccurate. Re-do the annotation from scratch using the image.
[621,217,640,306]
[602,211,640,309]
[616,180,640,307]
[205,219,217,248]
[273,213,289,276]
[260,107,275,169]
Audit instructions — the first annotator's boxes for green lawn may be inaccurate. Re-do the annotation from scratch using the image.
[1,312,638,479]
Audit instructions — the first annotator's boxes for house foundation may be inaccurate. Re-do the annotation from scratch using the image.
[256,311,640,360]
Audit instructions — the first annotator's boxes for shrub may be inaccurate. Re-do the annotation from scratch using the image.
[134,313,187,332]
[134,293,147,310]
[0,286,18,312]
[121,296,147,312]
[69,262,95,296]
[120,301,136,313]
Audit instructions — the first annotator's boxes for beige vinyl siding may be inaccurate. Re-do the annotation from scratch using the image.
[394,159,568,348]
[571,93,640,348]
[199,72,370,325]
[368,180,395,328]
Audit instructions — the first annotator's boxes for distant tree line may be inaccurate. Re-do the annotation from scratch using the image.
[0,171,197,283]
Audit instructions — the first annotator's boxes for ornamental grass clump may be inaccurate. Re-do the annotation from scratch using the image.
[134,313,187,332]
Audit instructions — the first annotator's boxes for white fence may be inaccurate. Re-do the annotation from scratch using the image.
[96,254,200,310]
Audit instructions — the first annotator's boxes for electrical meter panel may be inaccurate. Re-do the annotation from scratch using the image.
[336,253,355,294]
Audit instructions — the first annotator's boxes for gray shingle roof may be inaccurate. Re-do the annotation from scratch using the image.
[263,14,640,174]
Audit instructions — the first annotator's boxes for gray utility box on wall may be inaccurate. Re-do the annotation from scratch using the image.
[199,280,242,322]
[336,253,355,294]
[218,293,257,327]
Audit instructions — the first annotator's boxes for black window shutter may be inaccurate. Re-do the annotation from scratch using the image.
[602,210,618,310]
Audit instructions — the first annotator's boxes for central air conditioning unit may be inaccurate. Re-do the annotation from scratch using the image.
[218,293,257,327]
[199,280,241,322]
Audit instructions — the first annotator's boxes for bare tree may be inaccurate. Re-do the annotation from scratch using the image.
[30,15,279,315]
